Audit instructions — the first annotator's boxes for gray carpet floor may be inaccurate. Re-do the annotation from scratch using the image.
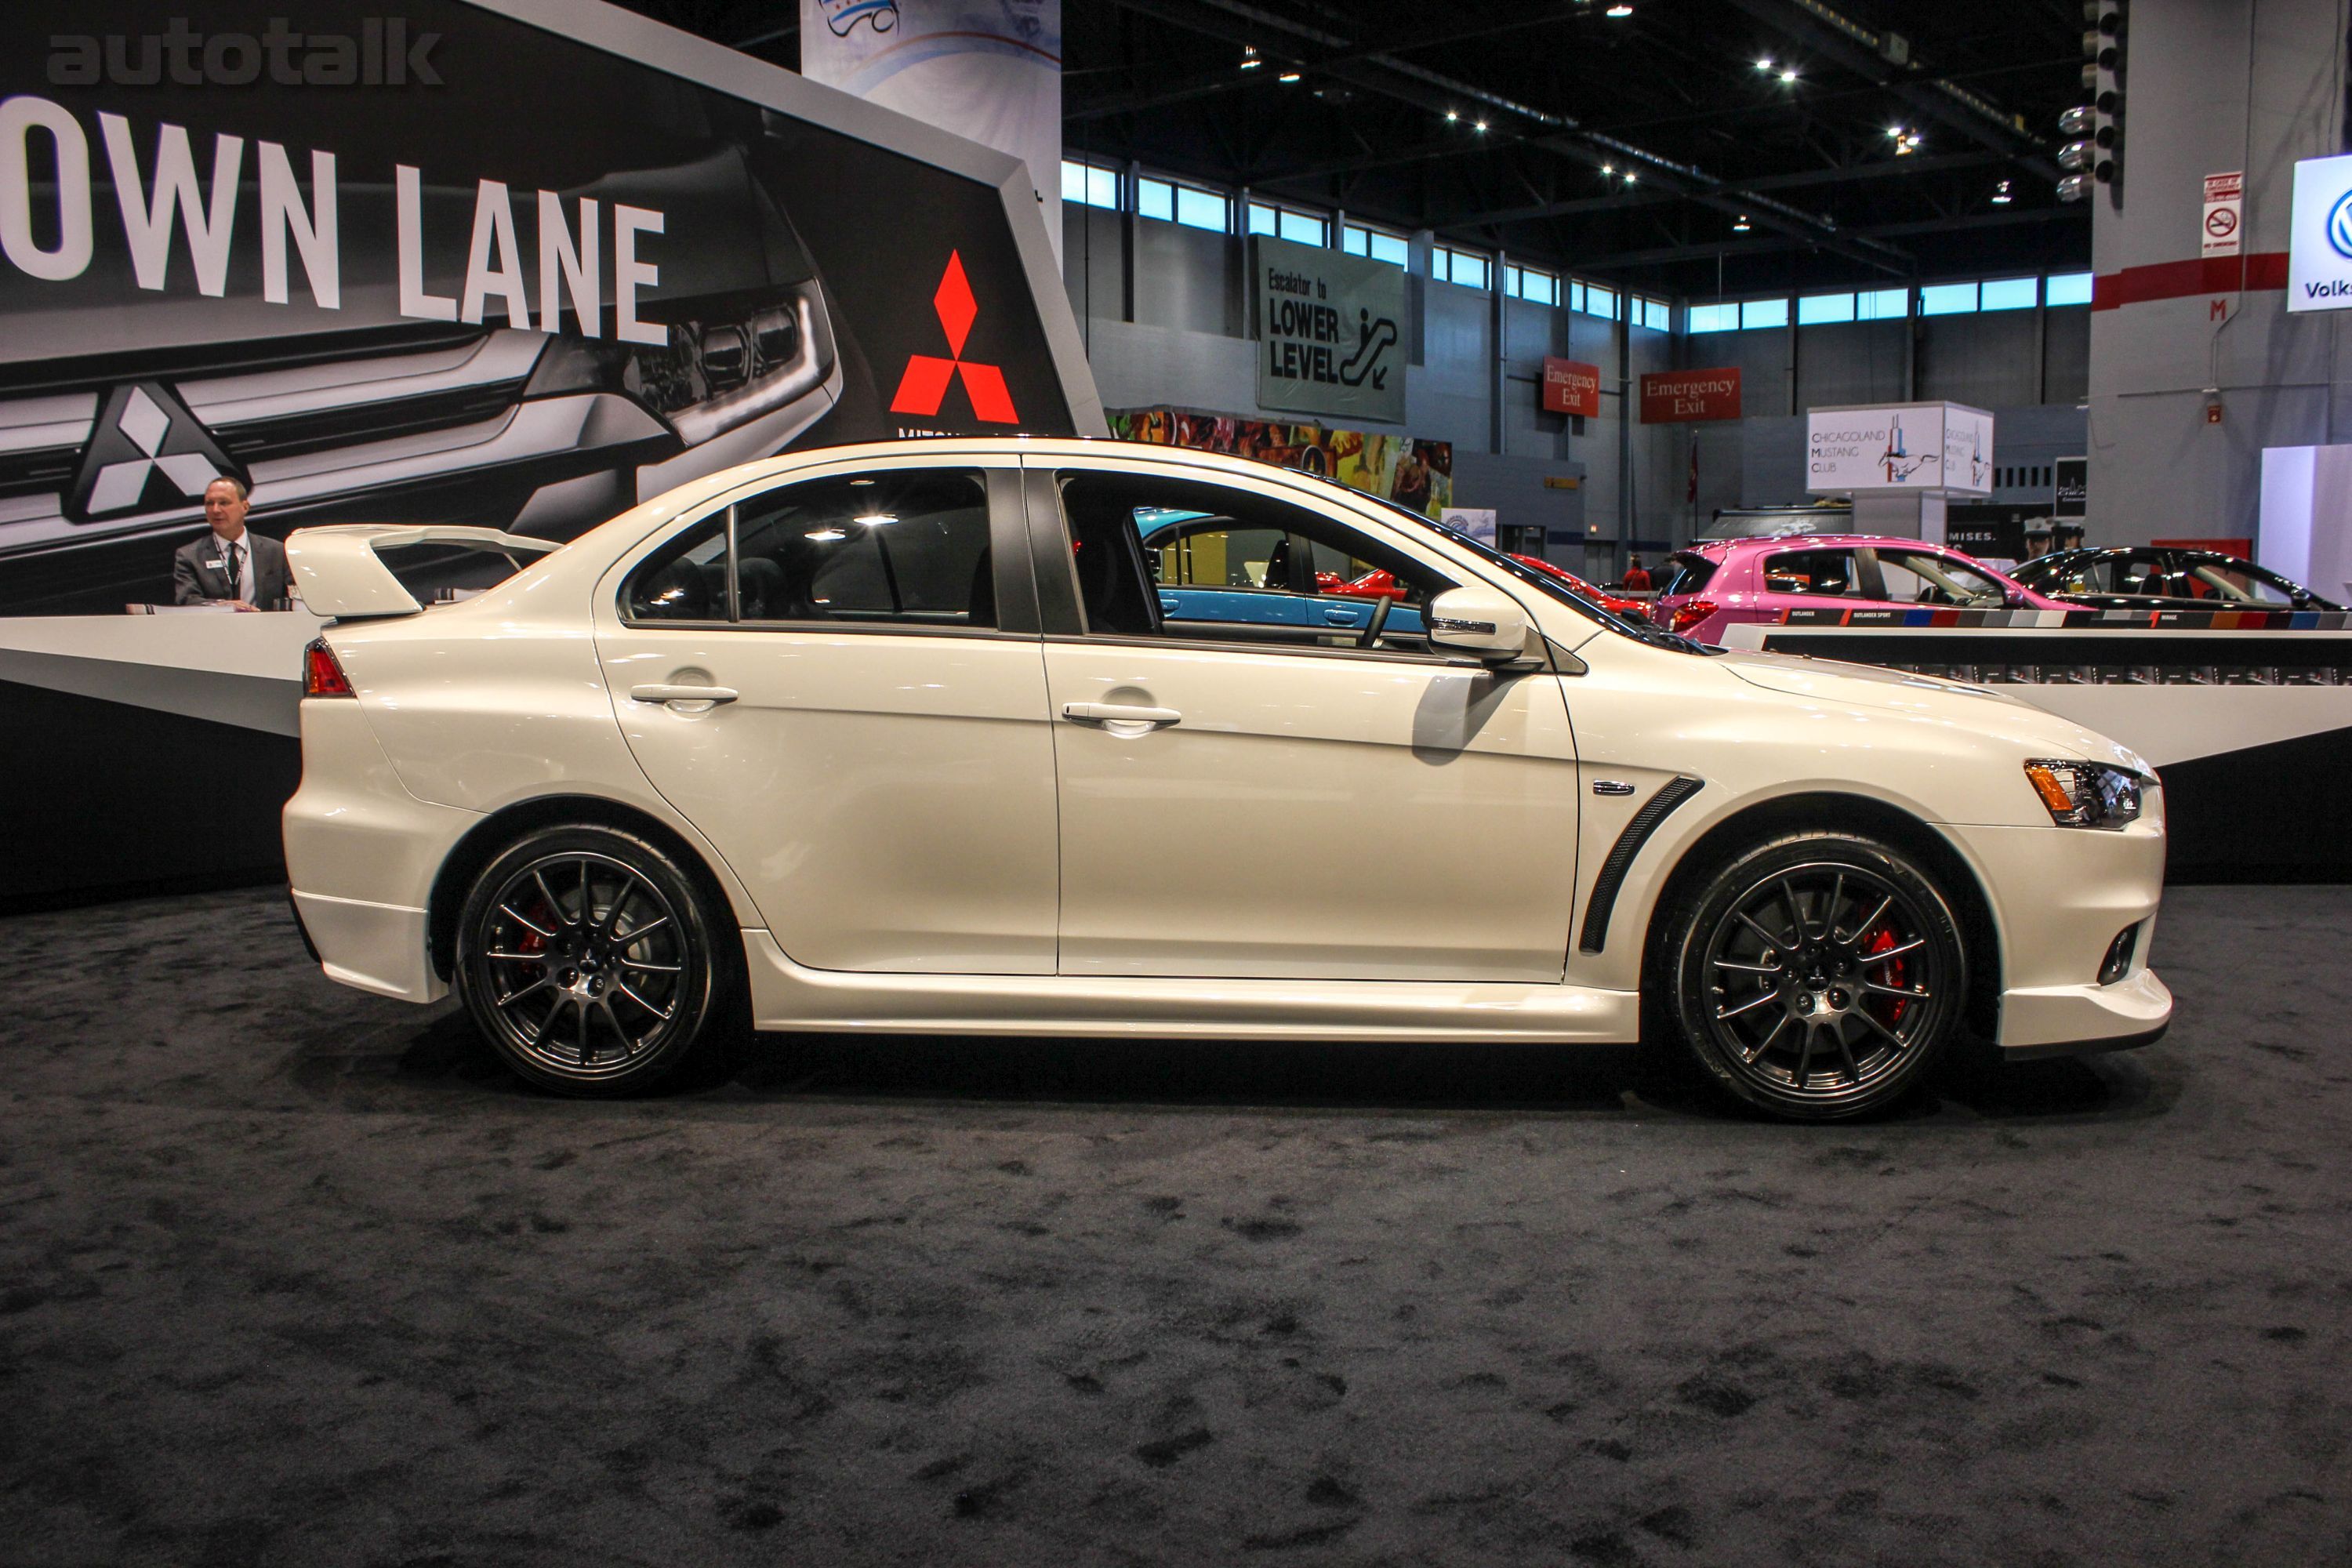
[2,885,2347,1567]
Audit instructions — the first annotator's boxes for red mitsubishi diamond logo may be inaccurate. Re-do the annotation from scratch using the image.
[891,252,1019,424]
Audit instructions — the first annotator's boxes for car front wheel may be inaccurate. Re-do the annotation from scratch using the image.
[454,825,733,1096]
[1667,833,1965,1120]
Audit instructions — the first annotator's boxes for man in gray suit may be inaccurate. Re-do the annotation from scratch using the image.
[172,477,289,610]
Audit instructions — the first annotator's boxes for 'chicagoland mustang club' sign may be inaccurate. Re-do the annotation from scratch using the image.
[1805,402,1994,495]
[1254,234,1407,426]
[1639,368,1740,423]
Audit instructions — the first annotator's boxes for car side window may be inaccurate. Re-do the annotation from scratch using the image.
[1054,470,1451,651]
[624,469,996,629]
[1875,549,2008,607]
[1656,552,1717,596]
[1762,548,1861,597]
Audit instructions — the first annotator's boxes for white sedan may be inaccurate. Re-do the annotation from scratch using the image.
[282,440,2170,1120]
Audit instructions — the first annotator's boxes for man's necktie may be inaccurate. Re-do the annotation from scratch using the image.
[226,542,243,599]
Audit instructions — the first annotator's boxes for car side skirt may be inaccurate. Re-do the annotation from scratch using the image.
[740,931,1641,1043]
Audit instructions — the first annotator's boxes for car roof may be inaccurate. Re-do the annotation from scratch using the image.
[1704,534,1979,552]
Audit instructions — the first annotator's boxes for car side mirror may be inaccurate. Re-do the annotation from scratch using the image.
[1426,585,1530,662]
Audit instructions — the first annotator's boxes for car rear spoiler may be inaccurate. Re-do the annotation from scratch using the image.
[284,524,558,619]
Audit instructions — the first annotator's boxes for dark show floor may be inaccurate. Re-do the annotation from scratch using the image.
[3,888,2348,1567]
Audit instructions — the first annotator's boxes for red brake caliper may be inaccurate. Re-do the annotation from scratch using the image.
[1864,924,1907,1029]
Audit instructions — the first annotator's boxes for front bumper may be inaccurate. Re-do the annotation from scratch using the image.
[1945,813,2173,1054]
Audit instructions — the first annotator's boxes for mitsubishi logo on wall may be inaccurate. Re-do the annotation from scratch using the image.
[890,252,1020,425]
[67,384,241,522]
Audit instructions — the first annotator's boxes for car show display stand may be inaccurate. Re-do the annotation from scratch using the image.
[0,612,322,905]
[1722,622,2352,880]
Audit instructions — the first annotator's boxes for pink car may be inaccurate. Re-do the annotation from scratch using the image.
[1650,535,2070,643]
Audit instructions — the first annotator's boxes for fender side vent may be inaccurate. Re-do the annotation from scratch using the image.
[1577,775,1705,955]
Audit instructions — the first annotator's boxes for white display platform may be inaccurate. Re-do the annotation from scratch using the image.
[0,609,325,738]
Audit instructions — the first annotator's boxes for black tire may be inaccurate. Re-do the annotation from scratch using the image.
[1664,832,1966,1121]
[453,824,737,1096]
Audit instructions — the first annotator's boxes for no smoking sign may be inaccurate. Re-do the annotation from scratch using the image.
[2203,170,2244,259]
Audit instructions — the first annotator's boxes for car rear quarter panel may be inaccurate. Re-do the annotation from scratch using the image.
[321,576,765,931]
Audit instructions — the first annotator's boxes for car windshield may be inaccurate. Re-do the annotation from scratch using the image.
[1345,485,1710,652]
[2183,559,2307,605]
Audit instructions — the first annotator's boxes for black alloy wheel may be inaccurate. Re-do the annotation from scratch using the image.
[1668,833,1965,1120]
[455,826,733,1095]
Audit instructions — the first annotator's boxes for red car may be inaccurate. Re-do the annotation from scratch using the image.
[1326,559,1650,621]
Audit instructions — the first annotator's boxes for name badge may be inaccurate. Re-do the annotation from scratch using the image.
[205,558,225,570]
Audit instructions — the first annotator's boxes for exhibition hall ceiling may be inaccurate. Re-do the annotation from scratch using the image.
[622,0,2092,298]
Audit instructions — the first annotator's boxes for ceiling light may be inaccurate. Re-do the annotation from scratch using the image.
[1240,46,1261,70]
[1606,3,1633,15]
[1446,109,1460,122]
[1733,214,1751,230]
[1624,171,1637,183]
[855,514,898,527]
[1600,162,1614,175]
[804,528,845,542]
[1474,118,1488,132]
[1991,180,2013,205]
[1755,56,1773,71]
[1779,68,1798,83]
[1887,125,1905,138]
[1279,71,1301,82]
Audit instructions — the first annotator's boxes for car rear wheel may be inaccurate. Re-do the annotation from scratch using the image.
[455,825,734,1096]
[1667,833,1965,1120]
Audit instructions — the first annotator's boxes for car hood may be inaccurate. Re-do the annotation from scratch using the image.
[1713,648,2154,773]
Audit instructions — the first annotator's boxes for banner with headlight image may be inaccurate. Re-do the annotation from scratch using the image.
[0,0,1097,613]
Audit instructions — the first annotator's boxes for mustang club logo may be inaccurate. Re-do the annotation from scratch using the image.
[890,252,1019,426]
[67,383,240,522]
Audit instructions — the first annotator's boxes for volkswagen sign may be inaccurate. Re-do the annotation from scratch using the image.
[2289,152,2352,311]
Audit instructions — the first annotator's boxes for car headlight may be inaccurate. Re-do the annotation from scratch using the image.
[522,285,833,448]
[2023,760,2144,829]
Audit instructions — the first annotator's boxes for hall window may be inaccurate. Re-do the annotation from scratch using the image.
[1920,282,1978,316]
[1582,284,1616,319]
[1140,176,1229,233]
[1433,245,1490,290]
[1798,292,1855,325]
[1061,160,1120,212]
[1980,277,2038,312]
[1505,265,1559,306]
[1341,223,1410,267]
[1249,201,1327,246]
[1740,297,1791,330]
[1639,298,1671,332]
[2046,271,2093,307]
[1856,287,1909,321]
[1688,302,1738,333]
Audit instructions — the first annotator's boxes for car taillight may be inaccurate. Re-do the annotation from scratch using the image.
[1668,599,1717,635]
[304,637,354,698]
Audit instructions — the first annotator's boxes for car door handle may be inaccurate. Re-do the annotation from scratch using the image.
[629,684,739,706]
[1323,607,1361,625]
[1062,702,1181,731]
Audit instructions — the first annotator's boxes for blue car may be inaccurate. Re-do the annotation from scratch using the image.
[1137,509,1428,640]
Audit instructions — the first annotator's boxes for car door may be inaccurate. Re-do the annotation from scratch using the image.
[591,457,1060,974]
[1024,458,1581,983]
